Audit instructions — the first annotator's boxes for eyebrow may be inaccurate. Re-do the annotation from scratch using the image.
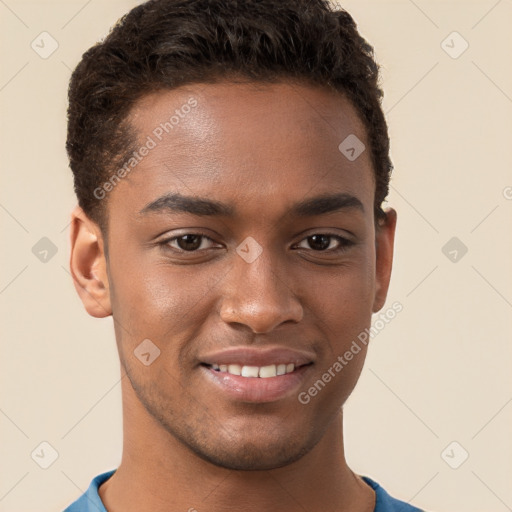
[139,191,364,218]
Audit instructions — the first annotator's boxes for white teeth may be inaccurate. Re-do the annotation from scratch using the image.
[276,364,287,375]
[228,364,242,375]
[210,363,296,377]
[259,365,277,378]
[241,366,259,377]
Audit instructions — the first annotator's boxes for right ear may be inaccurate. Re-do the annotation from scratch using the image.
[69,206,112,318]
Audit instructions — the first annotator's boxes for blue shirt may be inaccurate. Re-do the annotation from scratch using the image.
[63,469,425,511]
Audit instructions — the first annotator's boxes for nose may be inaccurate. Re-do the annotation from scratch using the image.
[219,246,304,334]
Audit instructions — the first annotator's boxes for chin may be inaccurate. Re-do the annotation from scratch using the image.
[183,429,318,471]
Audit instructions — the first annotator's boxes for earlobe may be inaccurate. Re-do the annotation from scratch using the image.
[69,206,112,318]
[372,207,397,313]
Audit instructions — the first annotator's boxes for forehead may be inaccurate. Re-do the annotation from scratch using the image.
[108,81,375,224]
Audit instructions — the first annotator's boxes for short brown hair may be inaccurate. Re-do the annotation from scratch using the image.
[66,0,392,232]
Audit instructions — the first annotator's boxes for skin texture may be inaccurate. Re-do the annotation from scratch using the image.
[69,81,397,512]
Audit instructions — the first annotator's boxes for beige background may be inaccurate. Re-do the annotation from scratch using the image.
[1,0,511,510]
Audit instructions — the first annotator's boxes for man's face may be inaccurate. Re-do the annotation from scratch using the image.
[82,81,395,470]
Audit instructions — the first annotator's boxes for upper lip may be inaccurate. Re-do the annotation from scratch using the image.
[199,346,316,367]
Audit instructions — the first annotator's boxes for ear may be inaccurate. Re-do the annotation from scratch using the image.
[372,207,397,313]
[69,206,112,318]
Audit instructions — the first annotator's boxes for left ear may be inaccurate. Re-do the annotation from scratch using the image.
[372,207,397,313]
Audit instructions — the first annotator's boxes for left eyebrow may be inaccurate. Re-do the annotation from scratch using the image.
[291,192,365,217]
[138,191,364,218]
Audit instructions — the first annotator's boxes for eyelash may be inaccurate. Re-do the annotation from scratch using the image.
[159,232,355,254]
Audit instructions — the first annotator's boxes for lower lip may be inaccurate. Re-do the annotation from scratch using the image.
[201,364,312,403]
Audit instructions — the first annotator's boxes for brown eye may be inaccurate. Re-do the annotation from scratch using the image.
[306,234,331,251]
[296,234,354,253]
[162,233,217,253]
[175,234,203,251]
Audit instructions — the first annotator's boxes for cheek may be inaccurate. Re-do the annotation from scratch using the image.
[106,224,170,313]
[109,262,208,388]
[304,277,372,412]
[321,346,368,411]
[315,256,375,327]
[108,247,213,332]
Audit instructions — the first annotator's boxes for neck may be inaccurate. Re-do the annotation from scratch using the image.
[99,369,375,512]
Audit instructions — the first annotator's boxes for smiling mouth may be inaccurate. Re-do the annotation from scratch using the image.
[201,362,313,378]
